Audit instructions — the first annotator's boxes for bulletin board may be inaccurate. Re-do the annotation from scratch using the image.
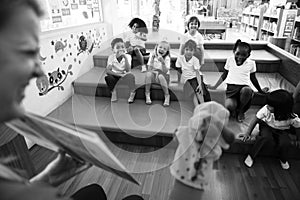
[39,0,103,32]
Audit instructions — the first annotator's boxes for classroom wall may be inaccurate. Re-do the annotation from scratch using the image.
[22,23,109,117]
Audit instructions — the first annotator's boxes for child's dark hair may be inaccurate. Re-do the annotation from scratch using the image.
[187,16,200,29]
[155,41,170,58]
[184,39,197,50]
[111,38,124,48]
[128,17,148,34]
[233,39,251,54]
[266,89,295,120]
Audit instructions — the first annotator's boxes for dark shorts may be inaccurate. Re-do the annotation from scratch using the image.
[226,84,253,108]
[226,84,253,98]
[184,77,211,102]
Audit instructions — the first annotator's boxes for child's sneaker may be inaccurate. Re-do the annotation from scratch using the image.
[145,92,152,105]
[111,90,117,102]
[280,160,290,170]
[128,91,136,103]
[163,94,170,107]
[244,155,253,167]
[141,65,147,73]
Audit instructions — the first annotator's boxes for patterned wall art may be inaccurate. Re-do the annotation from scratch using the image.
[39,0,103,32]
[36,25,107,96]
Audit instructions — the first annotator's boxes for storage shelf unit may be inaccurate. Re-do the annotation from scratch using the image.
[288,16,300,58]
[240,10,264,40]
[260,9,298,41]
[199,20,227,40]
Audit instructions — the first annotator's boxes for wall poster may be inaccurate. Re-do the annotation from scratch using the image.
[39,0,103,32]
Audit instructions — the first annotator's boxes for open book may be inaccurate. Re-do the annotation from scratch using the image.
[6,113,138,185]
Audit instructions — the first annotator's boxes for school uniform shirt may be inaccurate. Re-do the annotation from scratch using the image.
[107,54,132,74]
[147,53,171,74]
[176,55,203,83]
[256,105,300,130]
[125,31,146,48]
[181,31,204,48]
[224,56,256,86]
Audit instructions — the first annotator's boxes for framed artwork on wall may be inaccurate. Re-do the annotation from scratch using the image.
[39,0,103,32]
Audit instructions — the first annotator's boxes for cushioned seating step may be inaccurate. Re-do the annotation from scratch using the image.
[93,49,281,72]
[48,95,300,159]
[73,68,295,105]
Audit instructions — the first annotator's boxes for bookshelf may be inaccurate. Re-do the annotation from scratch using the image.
[289,16,300,58]
[260,9,298,41]
[240,10,264,40]
[199,20,227,40]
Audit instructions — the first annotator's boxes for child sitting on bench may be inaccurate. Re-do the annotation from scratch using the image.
[124,17,148,72]
[176,39,210,107]
[104,38,136,103]
[145,40,171,106]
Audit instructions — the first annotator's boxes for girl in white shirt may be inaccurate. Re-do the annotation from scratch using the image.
[145,41,171,106]
[124,18,148,72]
[179,16,205,65]
[208,39,268,122]
[242,90,300,169]
[176,39,210,107]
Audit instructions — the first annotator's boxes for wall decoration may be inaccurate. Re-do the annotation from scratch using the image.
[53,40,68,53]
[36,65,73,96]
[77,35,94,56]
[36,25,107,96]
[39,0,103,32]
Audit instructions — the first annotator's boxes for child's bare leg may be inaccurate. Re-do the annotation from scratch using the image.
[134,47,144,66]
[158,74,169,95]
[238,86,253,116]
[225,97,237,117]
[145,71,153,93]
[158,74,170,106]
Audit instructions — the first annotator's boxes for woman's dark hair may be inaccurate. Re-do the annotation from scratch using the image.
[0,0,43,28]
[111,38,124,48]
[266,89,295,120]
[233,39,252,54]
[128,17,148,34]
[184,39,197,50]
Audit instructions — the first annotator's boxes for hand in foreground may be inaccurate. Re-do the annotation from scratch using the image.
[157,55,164,63]
[30,151,91,187]
[239,133,251,142]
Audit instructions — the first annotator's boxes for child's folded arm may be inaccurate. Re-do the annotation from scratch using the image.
[105,65,122,77]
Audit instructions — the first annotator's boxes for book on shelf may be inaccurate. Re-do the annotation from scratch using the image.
[6,113,139,185]
[289,44,300,58]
